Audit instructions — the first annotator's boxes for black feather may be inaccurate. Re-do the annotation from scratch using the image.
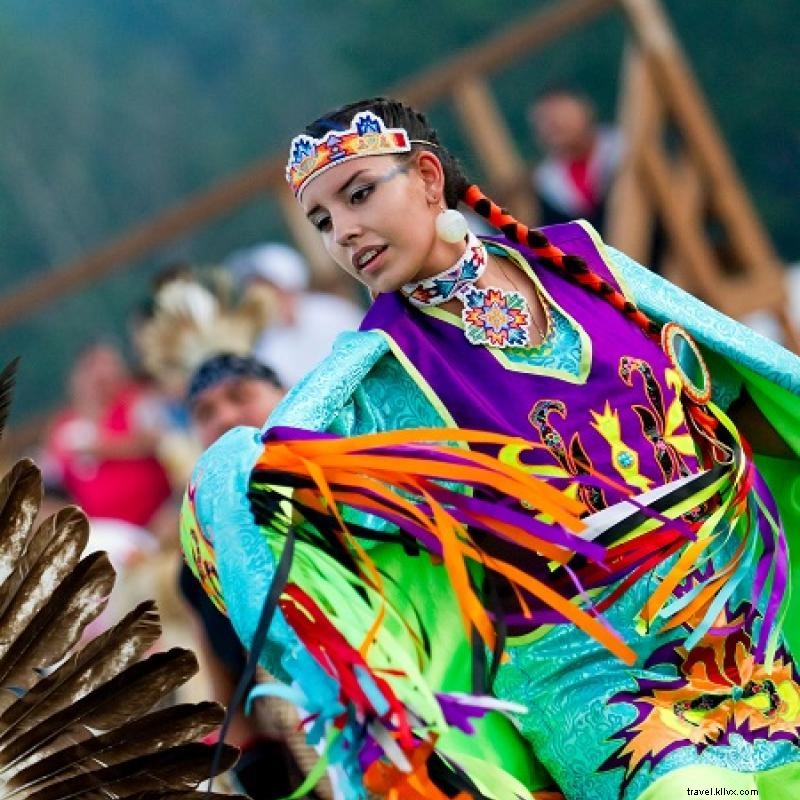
[10,702,224,790]
[0,551,115,710]
[0,367,246,800]
[0,460,43,613]
[23,742,238,800]
[0,600,161,736]
[0,507,73,628]
[0,357,19,441]
[0,510,93,663]
[1,648,199,767]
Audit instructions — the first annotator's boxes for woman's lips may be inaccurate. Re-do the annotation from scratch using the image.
[353,245,388,273]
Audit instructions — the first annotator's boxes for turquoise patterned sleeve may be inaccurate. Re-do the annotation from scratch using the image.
[606,246,800,400]
[331,352,449,435]
[265,329,446,436]
[264,330,390,433]
[260,327,458,542]
[328,341,453,536]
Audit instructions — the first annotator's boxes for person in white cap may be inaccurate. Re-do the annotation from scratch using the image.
[225,242,365,386]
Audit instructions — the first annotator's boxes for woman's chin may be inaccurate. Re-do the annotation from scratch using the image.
[369,274,403,295]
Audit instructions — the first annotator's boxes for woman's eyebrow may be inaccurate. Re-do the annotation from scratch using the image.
[337,169,368,196]
[305,169,368,221]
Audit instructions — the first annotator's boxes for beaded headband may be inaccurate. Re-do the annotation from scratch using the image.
[286,110,411,197]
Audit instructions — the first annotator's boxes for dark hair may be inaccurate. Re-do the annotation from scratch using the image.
[305,96,661,340]
[305,96,468,209]
[187,353,283,406]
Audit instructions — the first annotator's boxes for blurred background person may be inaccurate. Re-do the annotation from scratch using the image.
[132,266,277,488]
[528,86,624,234]
[41,340,172,529]
[226,242,365,387]
[179,352,330,799]
[41,340,170,638]
[187,352,285,448]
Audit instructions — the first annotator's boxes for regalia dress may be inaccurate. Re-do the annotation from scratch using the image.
[182,222,800,800]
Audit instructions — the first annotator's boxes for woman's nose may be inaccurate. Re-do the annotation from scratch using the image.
[334,209,361,247]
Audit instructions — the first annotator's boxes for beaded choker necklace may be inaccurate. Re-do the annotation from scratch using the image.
[401,232,533,349]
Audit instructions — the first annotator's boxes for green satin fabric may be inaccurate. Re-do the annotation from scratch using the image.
[638,761,800,799]
[743,366,800,659]
[368,543,548,790]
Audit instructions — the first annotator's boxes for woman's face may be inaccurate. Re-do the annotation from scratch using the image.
[299,152,461,294]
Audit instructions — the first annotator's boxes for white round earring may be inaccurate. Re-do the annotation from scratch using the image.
[435,207,469,243]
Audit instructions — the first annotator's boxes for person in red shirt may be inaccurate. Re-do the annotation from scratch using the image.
[43,341,172,528]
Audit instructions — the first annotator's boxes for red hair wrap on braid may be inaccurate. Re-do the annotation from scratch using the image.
[462,184,662,340]
[460,185,727,441]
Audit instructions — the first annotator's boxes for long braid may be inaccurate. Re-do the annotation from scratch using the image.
[463,184,662,340]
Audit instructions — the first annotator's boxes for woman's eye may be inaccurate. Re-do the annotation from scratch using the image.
[312,214,332,233]
[350,184,374,205]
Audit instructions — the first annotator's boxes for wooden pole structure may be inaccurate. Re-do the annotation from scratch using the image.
[616,0,800,351]
[605,45,660,265]
[451,76,538,224]
[394,0,617,108]
[638,144,733,308]
[619,0,781,271]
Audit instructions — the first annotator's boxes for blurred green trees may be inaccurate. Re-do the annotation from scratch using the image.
[0,0,796,421]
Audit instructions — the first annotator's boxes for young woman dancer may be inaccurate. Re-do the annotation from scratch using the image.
[182,97,800,800]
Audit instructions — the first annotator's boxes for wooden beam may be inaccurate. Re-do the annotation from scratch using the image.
[394,0,617,108]
[605,44,661,263]
[660,152,705,288]
[0,158,286,329]
[638,144,728,308]
[639,143,785,317]
[451,76,538,225]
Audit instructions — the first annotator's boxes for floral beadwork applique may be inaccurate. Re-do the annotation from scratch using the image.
[461,286,532,348]
[600,604,800,789]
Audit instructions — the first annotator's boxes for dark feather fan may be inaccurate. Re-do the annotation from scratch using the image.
[0,362,240,799]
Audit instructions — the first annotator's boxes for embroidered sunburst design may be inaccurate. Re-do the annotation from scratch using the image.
[461,286,531,348]
[601,603,800,789]
[180,479,225,613]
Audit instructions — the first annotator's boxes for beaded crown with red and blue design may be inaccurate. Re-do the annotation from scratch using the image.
[286,111,411,197]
